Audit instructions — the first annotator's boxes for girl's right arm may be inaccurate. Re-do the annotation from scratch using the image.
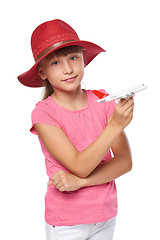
[35,97,134,178]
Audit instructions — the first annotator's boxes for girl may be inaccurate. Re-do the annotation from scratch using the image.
[18,19,134,240]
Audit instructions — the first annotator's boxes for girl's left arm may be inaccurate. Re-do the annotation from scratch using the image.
[49,131,132,192]
[82,130,132,187]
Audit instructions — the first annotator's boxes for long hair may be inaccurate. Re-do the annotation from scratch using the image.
[41,46,83,100]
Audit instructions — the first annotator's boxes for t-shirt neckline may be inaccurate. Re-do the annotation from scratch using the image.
[48,89,90,113]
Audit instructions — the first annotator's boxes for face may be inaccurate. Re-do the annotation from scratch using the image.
[38,51,84,93]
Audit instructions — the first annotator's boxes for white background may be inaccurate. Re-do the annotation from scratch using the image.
[1,0,160,239]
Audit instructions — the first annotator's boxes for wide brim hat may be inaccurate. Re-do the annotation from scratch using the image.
[17,19,106,88]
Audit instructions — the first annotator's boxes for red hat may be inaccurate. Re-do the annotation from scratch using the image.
[17,19,105,87]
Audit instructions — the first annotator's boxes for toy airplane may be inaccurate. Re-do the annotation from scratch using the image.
[94,84,147,103]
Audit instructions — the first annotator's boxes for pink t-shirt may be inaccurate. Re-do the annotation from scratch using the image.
[30,89,117,226]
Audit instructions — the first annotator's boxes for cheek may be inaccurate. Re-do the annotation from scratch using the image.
[46,68,60,80]
[80,68,84,78]
[76,61,85,76]
[80,65,84,77]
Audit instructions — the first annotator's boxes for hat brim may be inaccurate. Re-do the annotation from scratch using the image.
[17,40,106,88]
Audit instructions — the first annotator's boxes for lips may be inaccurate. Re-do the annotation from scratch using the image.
[62,76,77,82]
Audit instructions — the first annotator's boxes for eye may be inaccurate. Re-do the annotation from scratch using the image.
[52,61,59,65]
[70,56,77,60]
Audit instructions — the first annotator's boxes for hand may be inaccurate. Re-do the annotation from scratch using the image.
[48,170,86,192]
[109,97,134,131]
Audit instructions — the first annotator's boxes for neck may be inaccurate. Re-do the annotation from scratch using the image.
[51,85,87,111]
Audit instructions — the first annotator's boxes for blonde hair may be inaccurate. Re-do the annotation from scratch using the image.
[41,45,83,100]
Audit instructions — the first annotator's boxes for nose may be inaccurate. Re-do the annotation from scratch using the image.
[63,61,73,75]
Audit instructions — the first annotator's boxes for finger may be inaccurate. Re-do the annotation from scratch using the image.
[48,180,53,186]
[50,174,61,186]
[55,180,64,190]
[121,97,134,110]
[59,186,66,192]
[52,177,61,186]
[51,172,59,181]
[117,98,128,106]
[126,100,134,112]
[124,103,134,117]
[121,96,134,102]
[123,96,134,105]
[117,97,132,108]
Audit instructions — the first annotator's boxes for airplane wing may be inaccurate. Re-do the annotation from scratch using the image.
[96,84,147,103]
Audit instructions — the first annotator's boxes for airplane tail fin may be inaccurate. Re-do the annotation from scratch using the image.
[92,90,109,99]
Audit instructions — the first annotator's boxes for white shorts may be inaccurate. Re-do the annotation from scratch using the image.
[45,217,116,240]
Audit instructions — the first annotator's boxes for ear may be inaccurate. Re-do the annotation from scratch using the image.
[37,65,47,80]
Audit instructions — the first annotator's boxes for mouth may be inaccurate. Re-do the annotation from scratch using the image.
[62,75,77,82]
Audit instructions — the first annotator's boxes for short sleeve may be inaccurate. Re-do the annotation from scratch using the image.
[99,89,116,120]
[30,102,61,135]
